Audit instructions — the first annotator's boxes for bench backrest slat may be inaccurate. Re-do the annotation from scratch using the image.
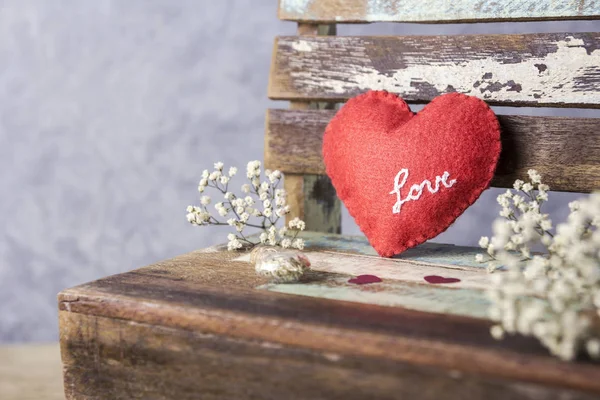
[267,109,600,194]
[269,33,600,108]
[279,0,600,23]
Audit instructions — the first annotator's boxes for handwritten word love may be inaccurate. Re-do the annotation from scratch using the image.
[390,169,457,214]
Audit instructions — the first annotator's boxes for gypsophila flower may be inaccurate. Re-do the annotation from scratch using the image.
[479,170,600,361]
[187,161,308,252]
[478,237,490,249]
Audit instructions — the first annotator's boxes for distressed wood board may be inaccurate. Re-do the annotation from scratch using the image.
[265,108,600,193]
[58,233,600,398]
[279,0,600,23]
[269,33,600,107]
[60,310,599,400]
[282,23,342,234]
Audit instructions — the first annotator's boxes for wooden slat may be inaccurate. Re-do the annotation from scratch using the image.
[265,109,600,193]
[282,22,342,234]
[269,33,600,108]
[279,0,600,23]
[58,240,600,397]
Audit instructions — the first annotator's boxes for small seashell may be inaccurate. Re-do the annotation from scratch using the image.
[251,246,310,283]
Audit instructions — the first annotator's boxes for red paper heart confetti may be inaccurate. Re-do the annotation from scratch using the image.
[424,275,461,284]
[323,91,501,257]
[348,275,383,285]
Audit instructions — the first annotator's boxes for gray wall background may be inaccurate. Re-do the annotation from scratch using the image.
[0,0,597,343]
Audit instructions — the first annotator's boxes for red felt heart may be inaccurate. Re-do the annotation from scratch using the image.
[424,275,461,284]
[323,91,501,257]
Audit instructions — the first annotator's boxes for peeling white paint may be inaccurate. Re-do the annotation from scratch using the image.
[291,40,313,52]
[365,0,600,21]
[289,36,600,104]
[282,0,600,22]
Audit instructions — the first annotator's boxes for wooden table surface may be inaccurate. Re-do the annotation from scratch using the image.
[0,343,64,400]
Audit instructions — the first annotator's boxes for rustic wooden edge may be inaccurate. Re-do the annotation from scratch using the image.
[264,108,600,193]
[57,244,600,395]
[278,0,600,24]
[59,310,599,400]
[268,33,600,108]
[277,22,342,233]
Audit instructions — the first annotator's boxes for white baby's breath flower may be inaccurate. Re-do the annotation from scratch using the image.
[259,192,268,201]
[478,236,490,249]
[224,192,234,200]
[209,171,221,180]
[259,232,268,244]
[528,169,542,184]
[236,206,245,214]
[480,169,600,361]
[263,208,272,217]
[513,180,524,190]
[220,176,230,185]
[244,196,254,206]
[201,170,209,179]
[200,196,211,206]
[263,199,271,208]
[293,238,305,250]
[214,162,224,170]
[228,166,237,177]
[241,184,251,193]
[281,238,292,248]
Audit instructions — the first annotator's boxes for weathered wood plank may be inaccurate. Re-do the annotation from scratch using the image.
[265,109,600,193]
[60,311,599,400]
[281,23,342,234]
[57,241,600,396]
[269,33,600,107]
[279,0,600,23]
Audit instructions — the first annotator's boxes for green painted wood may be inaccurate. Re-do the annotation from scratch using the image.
[261,277,491,320]
[279,0,600,23]
[300,231,487,268]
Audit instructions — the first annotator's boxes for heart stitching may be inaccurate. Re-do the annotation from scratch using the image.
[323,91,501,257]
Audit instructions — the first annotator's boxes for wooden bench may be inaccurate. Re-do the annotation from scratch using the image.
[58,1,600,398]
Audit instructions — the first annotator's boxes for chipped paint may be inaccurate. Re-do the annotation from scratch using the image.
[291,40,313,52]
[364,0,600,22]
[287,36,600,105]
[280,0,600,22]
[260,277,491,320]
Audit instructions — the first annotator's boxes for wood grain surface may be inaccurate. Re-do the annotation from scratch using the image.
[58,237,600,398]
[279,0,600,23]
[0,344,64,400]
[265,108,600,193]
[282,23,342,234]
[269,33,600,107]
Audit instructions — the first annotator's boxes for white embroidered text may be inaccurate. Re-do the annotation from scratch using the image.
[390,169,457,214]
